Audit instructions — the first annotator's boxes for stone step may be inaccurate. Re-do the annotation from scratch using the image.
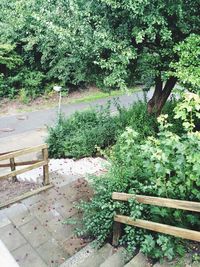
[124,252,149,267]
[100,247,129,267]
[59,242,96,267]
[79,243,114,267]
[60,242,114,267]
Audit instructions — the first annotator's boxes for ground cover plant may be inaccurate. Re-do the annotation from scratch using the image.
[70,93,200,261]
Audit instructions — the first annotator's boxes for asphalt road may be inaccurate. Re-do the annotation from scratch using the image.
[0,89,153,138]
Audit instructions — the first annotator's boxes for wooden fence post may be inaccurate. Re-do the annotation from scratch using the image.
[112,221,122,246]
[10,157,17,182]
[42,148,49,185]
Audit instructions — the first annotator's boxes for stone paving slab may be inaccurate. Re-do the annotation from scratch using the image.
[28,199,62,224]
[56,178,93,203]
[0,210,11,228]
[4,203,33,227]
[21,193,45,207]
[62,235,91,256]
[51,174,82,188]
[12,243,48,267]
[39,187,64,203]
[0,176,91,266]
[19,217,53,248]
[36,239,69,266]
[44,216,75,242]
[0,223,27,251]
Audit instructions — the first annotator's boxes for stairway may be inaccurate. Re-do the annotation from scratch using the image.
[60,242,149,267]
[60,242,199,267]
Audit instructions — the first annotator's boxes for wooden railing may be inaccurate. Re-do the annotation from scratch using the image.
[112,192,200,246]
[0,144,53,208]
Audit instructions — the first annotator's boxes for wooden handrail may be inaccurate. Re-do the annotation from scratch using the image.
[0,160,48,180]
[112,192,200,213]
[0,144,49,185]
[114,215,200,242]
[112,192,200,246]
[0,148,22,156]
[0,144,47,161]
[0,144,51,209]
[0,160,41,168]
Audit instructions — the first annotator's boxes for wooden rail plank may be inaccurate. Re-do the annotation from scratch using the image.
[0,184,53,209]
[112,221,122,246]
[0,161,47,180]
[42,148,49,185]
[0,144,47,161]
[0,160,41,168]
[112,192,200,213]
[0,149,21,156]
[114,215,200,242]
[10,158,17,182]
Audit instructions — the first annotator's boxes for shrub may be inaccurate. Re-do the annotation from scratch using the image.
[72,93,200,261]
[47,99,184,159]
[117,101,158,139]
[10,68,45,100]
[47,103,119,158]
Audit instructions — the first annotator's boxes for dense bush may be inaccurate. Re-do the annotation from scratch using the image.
[47,99,184,159]
[0,43,45,100]
[73,93,200,261]
[47,103,119,158]
[47,101,152,158]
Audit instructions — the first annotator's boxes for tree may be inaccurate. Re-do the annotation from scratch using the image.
[87,0,200,114]
[0,0,199,112]
[0,44,22,74]
[172,34,200,92]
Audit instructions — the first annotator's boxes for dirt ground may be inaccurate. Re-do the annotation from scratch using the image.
[0,178,41,205]
[0,86,100,116]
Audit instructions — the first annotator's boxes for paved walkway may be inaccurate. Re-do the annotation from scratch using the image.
[0,90,153,138]
[0,174,92,267]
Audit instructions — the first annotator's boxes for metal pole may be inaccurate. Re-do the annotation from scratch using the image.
[58,90,62,115]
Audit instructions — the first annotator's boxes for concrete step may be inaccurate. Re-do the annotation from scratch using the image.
[79,243,114,267]
[124,252,149,267]
[100,247,130,267]
[59,242,96,267]
[60,242,114,267]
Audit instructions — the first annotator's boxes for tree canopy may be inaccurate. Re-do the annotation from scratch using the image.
[0,0,199,112]
[172,34,200,92]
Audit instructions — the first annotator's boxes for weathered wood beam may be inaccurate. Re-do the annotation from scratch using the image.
[0,144,47,161]
[114,215,200,242]
[112,192,200,213]
[0,184,53,209]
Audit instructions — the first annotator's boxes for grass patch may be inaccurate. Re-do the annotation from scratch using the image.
[0,87,141,116]
[68,87,140,104]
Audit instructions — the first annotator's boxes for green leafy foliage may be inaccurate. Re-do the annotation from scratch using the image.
[172,34,200,91]
[71,93,200,260]
[0,44,22,70]
[47,103,119,158]
[47,100,182,159]
[0,0,199,103]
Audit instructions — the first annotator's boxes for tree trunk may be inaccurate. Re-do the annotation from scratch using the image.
[147,76,163,114]
[147,76,177,116]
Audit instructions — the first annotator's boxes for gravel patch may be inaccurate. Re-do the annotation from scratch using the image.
[18,157,109,183]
